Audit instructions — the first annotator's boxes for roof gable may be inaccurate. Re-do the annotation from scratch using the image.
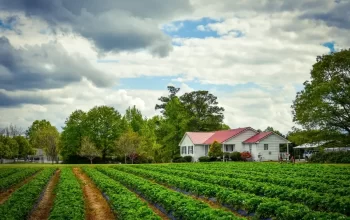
[203,127,250,145]
[243,132,272,143]
[186,132,215,145]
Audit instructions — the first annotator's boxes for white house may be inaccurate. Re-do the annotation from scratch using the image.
[179,127,290,161]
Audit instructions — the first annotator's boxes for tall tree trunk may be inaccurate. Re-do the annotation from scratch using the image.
[90,159,92,164]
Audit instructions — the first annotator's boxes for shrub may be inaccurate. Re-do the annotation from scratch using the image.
[223,152,230,160]
[198,156,210,162]
[230,152,242,161]
[208,141,223,158]
[183,156,193,162]
[173,156,186,163]
[309,151,350,163]
[241,151,252,161]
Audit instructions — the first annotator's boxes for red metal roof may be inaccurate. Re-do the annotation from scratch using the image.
[243,131,272,143]
[186,132,215,145]
[203,127,249,145]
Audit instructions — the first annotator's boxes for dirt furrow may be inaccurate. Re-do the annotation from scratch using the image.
[133,191,170,220]
[73,168,115,220]
[28,169,61,220]
[0,171,40,205]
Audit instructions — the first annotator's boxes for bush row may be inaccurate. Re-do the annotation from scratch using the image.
[98,167,243,220]
[165,164,350,196]
[0,168,55,219]
[0,168,20,178]
[82,167,161,219]
[119,165,349,220]
[49,168,85,220]
[144,165,350,215]
[0,168,41,191]
[185,162,350,182]
[310,151,350,163]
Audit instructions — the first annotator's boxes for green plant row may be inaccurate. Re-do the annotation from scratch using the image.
[0,168,41,191]
[82,167,161,220]
[0,168,55,220]
[114,166,348,220]
[0,168,20,178]
[176,163,350,181]
[138,165,350,216]
[98,167,243,220]
[160,164,350,195]
[170,163,350,186]
[49,168,85,220]
[191,162,350,175]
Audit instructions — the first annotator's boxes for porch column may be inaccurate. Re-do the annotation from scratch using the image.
[287,142,289,157]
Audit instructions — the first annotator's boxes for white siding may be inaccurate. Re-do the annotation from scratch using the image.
[256,134,288,161]
[179,134,194,158]
[193,145,205,161]
[223,129,257,152]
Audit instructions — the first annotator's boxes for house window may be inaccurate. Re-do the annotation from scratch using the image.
[264,144,269,150]
[204,145,209,156]
[188,146,193,154]
[225,144,235,152]
[181,146,187,154]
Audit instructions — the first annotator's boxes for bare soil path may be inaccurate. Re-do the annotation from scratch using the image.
[28,169,61,220]
[0,171,40,205]
[134,192,170,220]
[73,168,115,220]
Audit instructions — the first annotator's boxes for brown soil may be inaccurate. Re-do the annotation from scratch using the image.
[28,169,61,220]
[73,167,115,220]
[0,171,40,205]
[134,192,169,220]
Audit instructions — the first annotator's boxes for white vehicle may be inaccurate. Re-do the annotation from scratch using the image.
[303,150,318,160]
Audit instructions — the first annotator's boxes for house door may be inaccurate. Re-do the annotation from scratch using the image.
[249,144,252,153]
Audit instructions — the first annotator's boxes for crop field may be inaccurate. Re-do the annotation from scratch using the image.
[0,163,350,220]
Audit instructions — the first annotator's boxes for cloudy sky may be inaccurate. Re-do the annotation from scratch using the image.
[0,0,349,134]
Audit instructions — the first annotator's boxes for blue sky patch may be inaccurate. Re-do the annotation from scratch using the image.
[0,16,19,32]
[322,41,335,52]
[163,17,221,39]
[117,76,264,94]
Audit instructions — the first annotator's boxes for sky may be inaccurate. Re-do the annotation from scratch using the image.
[0,0,349,135]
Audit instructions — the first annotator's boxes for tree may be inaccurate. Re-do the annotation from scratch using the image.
[33,125,60,164]
[264,126,285,137]
[180,90,225,131]
[26,120,52,148]
[0,136,11,163]
[1,124,23,137]
[292,49,350,145]
[79,137,101,164]
[84,106,125,160]
[208,141,223,158]
[60,110,87,160]
[115,130,142,164]
[124,106,145,134]
[155,86,181,113]
[13,136,33,159]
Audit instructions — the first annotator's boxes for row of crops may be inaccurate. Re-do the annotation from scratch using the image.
[0,163,350,219]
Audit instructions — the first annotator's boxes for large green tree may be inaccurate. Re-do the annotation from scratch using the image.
[33,125,60,163]
[292,49,350,145]
[84,106,125,160]
[26,120,52,148]
[60,110,87,160]
[180,90,225,131]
